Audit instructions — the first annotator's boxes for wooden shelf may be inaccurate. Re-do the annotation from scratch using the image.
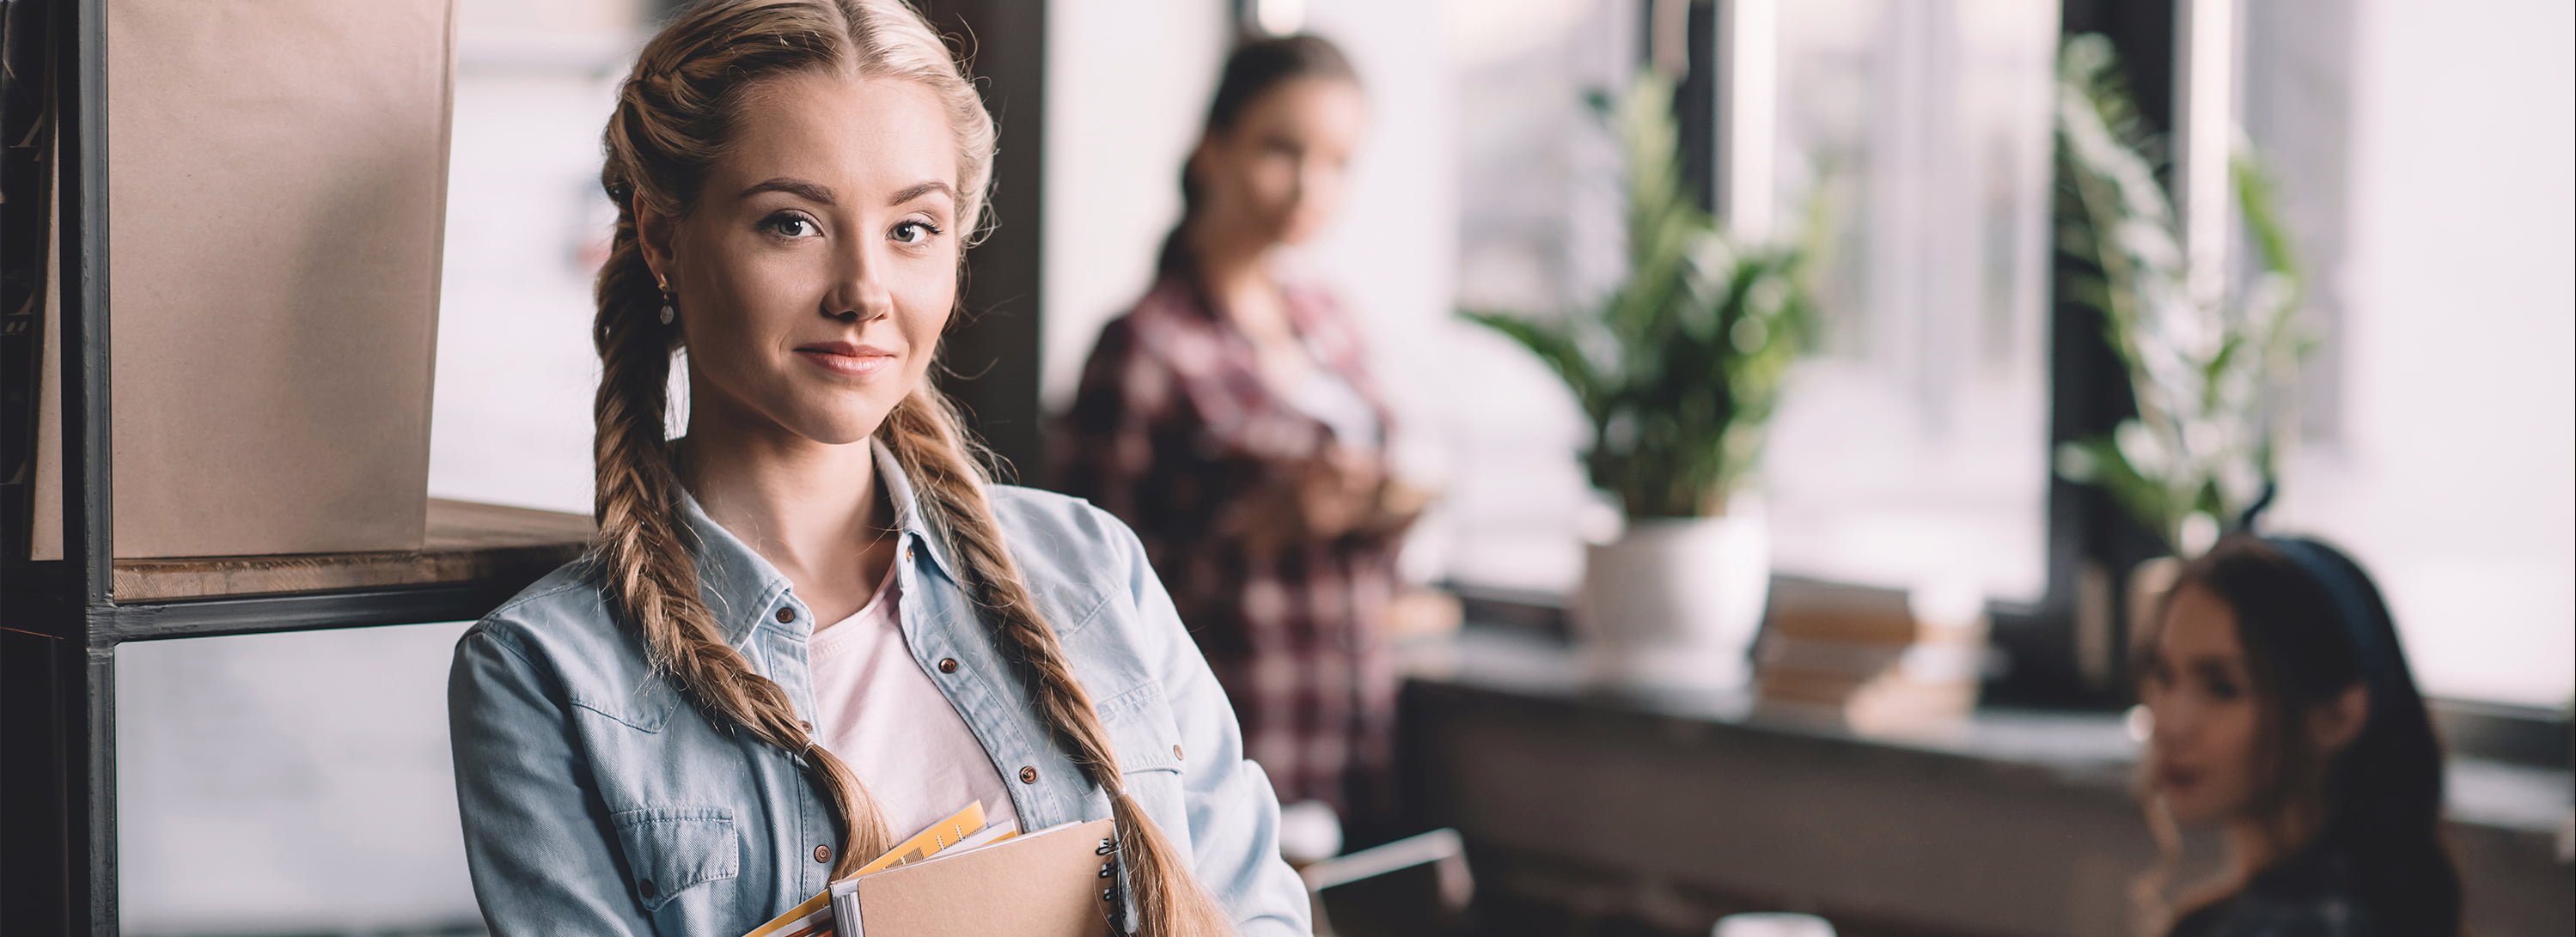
[112,499,593,602]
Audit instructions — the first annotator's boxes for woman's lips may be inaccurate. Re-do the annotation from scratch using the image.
[2153,764,2202,794]
[795,343,897,378]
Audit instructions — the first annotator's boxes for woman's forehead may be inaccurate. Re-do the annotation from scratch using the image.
[710,71,958,201]
[1237,77,1364,136]
[2162,586,2244,660]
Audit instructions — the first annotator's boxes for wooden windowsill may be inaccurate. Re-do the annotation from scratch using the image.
[112,499,592,602]
[1401,626,2574,936]
[1403,626,2574,839]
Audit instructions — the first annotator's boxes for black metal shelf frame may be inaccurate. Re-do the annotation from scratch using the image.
[0,3,556,932]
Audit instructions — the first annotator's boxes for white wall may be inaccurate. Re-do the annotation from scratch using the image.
[1037,1,1231,411]
[426,47,632,514]
[2272,0,2576,706]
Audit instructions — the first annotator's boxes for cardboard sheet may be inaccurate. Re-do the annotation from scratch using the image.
[34,0,455,558]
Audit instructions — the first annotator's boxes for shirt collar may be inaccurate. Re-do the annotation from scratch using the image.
[867,435,964,580]
[674,437,963,643]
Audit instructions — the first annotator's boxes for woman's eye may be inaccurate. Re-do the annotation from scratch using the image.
[891,219,941,246]
[765,214,820,239]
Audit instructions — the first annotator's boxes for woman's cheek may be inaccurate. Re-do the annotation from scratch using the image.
[1245,161,1302,215]
[2209,701,2264,815]
[893,271,955,333]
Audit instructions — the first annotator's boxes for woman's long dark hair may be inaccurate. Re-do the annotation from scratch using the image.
[2139,534,2462,935]
[1153,33,1357,282]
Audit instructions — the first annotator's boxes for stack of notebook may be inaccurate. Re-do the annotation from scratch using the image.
[1751,578,1989,733]
[742,801,1118,937]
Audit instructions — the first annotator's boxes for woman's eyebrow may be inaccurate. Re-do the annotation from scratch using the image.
[741,177,836,204]
[887,180,955,206]
[2188,654,2242,676]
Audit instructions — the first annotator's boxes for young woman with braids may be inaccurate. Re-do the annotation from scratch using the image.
[445,2,1306,934]
[1058,33,1426,848]
[2133,533,2462,936]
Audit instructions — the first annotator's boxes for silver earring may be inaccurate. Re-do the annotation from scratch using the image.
[658,289,676,326]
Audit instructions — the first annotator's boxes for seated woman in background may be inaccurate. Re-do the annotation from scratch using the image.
[1058,34,1424,844]
[2134,533,2461,936]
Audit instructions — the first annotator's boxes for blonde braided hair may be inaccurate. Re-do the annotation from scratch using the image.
[592,2,1231,933]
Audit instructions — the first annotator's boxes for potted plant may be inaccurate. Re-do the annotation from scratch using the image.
[2052,34,2310,618]
[1464,74,1817,690]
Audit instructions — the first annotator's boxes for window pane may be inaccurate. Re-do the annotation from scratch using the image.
[1759,0,2059,603]
[2252,0,2576,707]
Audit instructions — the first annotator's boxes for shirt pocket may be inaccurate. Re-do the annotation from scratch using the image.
[1094,683,1193,861]
[610,806,741,922]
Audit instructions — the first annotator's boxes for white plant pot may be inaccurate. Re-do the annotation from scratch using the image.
[1574,501,1771,691]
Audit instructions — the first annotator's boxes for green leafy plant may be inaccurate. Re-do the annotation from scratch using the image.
[1464,74,1817,520]
[2053,34,2310,556]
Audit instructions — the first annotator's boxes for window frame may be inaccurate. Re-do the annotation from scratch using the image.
[1459,0,2570,767]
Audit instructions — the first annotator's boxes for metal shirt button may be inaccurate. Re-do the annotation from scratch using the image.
[1019,765,1040,784]
[638,879,657,900]
[775,606,796,624]
[937,657,960,674]
[814,844,833,863]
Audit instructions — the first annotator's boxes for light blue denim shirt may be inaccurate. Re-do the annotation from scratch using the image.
[448,441,1310,935]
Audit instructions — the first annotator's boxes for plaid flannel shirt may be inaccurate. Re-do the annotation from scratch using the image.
[1055,277,1401,818]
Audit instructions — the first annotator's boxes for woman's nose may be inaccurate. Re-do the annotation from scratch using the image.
[829,252,894,320]
[2149,703,2196,745]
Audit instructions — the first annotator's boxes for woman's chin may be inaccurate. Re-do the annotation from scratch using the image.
[1273,222,1325,249]
[778,406,896,448]
[2159,790,2228,826]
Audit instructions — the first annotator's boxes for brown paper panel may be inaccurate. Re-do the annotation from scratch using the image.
[36,0,455,559]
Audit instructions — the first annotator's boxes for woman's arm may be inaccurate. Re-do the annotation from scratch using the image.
[1105,509,1314,936]
[449,628,656,936]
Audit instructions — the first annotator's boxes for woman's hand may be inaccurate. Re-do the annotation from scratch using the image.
[1224,446,1427,554]
[1294,446,1383,538]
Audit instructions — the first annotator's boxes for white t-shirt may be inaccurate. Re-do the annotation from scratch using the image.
[806,566,1021,841]
[1285,359,1383,452]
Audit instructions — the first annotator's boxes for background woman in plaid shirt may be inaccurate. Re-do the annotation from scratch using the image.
[1058,34,1426,841]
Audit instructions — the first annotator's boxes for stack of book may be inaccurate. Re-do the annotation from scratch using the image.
[1751,578,1989,734]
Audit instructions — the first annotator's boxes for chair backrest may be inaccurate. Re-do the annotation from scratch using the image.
[1302,828,1475,937]
[1712,911,1838,937]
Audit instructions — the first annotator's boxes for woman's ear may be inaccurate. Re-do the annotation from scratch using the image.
[2310,684,2371,756]
[634,195,677,288]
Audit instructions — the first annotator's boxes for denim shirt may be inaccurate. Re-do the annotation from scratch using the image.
[447,441,1311,935]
